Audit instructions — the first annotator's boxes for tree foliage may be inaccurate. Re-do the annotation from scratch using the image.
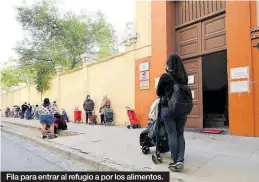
[34,62,55,95]
[10,0,118,95]
[15,0,117,70]
[0,65,35,90]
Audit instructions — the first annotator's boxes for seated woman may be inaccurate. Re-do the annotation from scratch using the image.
[61,109,69,122]
[24,109,32,120]
[53,113,67,134]
[5,107,10,117]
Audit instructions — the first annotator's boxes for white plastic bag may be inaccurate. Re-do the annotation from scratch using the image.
[148,98,160,121]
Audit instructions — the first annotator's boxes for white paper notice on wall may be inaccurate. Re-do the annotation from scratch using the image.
[155,78,160,88]
[191,90,195,99]
[230,66,249,80]
[140,71,149,81]
[139,62,149,72]
[188,75,195,84]
[140,80,149,90]
[230,81,249,93]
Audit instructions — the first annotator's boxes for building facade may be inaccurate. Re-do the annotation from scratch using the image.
[134,1,259,137]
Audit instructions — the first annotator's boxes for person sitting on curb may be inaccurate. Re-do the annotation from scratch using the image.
[61,109,70,123]
[99,95,111,125]
[5,107,10,117]
[24,108,32,120]
[54,113,67,135]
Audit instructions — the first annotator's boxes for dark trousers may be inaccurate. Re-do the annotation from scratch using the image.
[100,114,105,123]
[161,107,187,162]
[85,111,92,123]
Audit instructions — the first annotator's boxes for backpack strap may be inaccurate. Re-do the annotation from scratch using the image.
[166,73,178,84]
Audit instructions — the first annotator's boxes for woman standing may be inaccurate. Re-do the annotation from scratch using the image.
[156,54,188,172]
[38,98,55,139]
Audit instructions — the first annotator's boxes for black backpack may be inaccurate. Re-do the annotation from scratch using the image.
[167,73,193,116]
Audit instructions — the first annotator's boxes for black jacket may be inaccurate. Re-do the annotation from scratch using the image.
[157,54,188,107]
[83,99,95,111]
[156,73,177,107]
[21,104,29,113]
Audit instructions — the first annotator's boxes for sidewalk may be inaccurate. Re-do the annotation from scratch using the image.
[1,117,259,182]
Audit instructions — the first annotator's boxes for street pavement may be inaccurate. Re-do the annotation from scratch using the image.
[2,118,259,182]
[1,132,93,171]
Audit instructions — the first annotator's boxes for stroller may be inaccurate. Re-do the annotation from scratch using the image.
[104,108,114,126]
[139,100,169,164]
[126,106,141,129]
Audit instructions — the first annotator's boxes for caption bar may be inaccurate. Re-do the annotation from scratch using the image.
[1,172,170,182]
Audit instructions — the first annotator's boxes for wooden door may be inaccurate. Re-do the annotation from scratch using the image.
[176,22,202,60]
[183,57,203,128]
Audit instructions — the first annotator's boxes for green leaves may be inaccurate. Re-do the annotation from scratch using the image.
[10,0,118,95]
[15,0,117,70]
[0,64,35,90]
[34,62,55,93]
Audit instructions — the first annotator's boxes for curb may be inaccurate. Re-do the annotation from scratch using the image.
[1,120,40,130]
[0,126,140,172]
[1,121,84,136]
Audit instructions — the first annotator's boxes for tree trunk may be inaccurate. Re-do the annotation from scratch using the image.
[40,92,43,103]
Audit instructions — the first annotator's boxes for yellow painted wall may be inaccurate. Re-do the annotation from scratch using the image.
[87,51,135,125]
[1,50,136,125]
[135,0,152,59]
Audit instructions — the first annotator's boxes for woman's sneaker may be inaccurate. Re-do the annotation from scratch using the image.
[168,161,184,172]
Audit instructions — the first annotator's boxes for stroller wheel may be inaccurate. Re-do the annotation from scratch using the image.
[127,125,130,129]
[157,154,163,163]
[132,125,136,129]
[142,147,150,154]
[152,154,160,164]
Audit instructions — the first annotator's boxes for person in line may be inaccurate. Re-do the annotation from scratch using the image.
[24,108,32,120]
[99,95,110,124]
[156,54,188,172]
[38,98,55,139]
[52,101,59,115]
[83,95,95,124]
[5,107,10,117]
[15,106,20,118]
[28,103,32,113]
[21,102,29,119]
[32,105,40,119]
[61,109,69,123]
